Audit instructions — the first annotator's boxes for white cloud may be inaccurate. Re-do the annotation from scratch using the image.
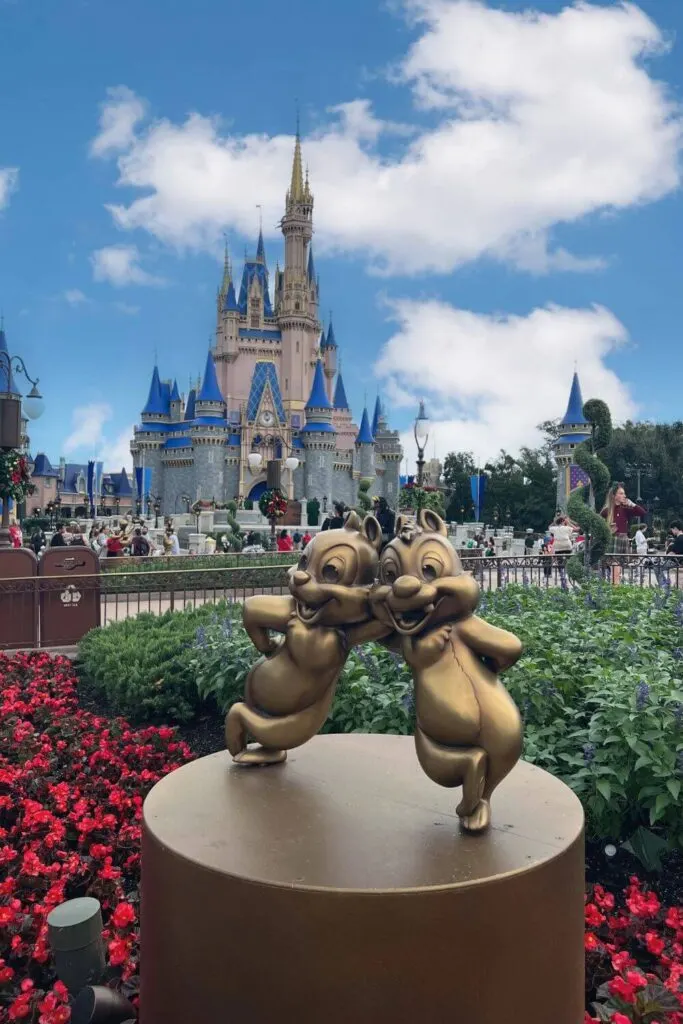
[374,297,637,466]
[89,85,146,158]
[62,403,133,470]
[0,167,18,209]
[64,289,88,306]
[90,244,165,287]
[88,1,681,273]
[113,301,140,315]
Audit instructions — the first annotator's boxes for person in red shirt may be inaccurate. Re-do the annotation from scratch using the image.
[601,483,646,584]
[106,530,125,558]
[601,483,646,554]
[276,529,293,552]
[301,531,312,548]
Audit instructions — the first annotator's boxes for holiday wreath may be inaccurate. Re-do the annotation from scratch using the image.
[259,488,288,520]
[0,449,35,502]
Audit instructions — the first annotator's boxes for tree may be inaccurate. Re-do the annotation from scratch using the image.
[442,451,477,521]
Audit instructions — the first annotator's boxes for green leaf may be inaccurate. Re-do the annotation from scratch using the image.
[596,780,611,803]
[666,778,681,802]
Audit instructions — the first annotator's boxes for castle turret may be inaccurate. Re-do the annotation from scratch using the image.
[321,317,338,402]
[191,350,227,503]
[553,372,592,512]
[170,379,183,422]
[132,364,171,505]
[355,406,375,480]
[302,359,335,500]
[279,126,319,413]
[216,242,239,366]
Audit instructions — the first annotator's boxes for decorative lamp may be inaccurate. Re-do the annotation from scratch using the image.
[23,383,45,420]
[248,452,263,470]
[284,456,299,472]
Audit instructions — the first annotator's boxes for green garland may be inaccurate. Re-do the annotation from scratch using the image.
[0,450,35,503]
[566,398,613,582]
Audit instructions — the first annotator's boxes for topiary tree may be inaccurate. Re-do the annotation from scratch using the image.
[567,398,613,582]
[357,478,373,512]
[398,485,445,516]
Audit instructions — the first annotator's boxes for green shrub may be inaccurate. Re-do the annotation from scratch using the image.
[78,602,241,722]
[243,499,254,510]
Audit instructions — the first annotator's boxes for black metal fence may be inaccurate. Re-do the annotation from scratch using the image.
[2,554,682,650]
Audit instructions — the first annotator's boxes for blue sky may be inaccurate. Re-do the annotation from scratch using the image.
[1,0,682,470]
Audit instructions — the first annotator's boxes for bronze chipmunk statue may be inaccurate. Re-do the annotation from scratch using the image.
[370,508,523,833]
[226,511,389,766]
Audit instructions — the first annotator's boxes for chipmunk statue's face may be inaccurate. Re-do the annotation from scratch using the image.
[372,509,478,635]
[288,512,382,627]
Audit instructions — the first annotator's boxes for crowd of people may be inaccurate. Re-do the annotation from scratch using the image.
[7,517,182,559]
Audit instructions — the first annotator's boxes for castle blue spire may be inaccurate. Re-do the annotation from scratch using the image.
[223,279,238,312]
[184,388,196,421]
[255,228,266,264]
[325,317,337,350]
[170,379,181,403]
[307,245,316,282]
[306,359,332,410]
[356,407,374,444]
[561,372,589,426]
[333,371,349,410]
[0,323,19,394]
[141,365,166,416]
[371,394,383,436]
[197,350,224,405]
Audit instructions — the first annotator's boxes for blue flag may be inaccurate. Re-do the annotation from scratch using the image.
[470,474,487,521]
[134,467,152,500]
[87,461,95,515]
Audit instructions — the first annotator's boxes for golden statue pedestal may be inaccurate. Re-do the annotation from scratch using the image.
[141,735,585,1024]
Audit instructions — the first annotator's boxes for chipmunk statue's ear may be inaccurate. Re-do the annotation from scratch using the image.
[394,514,408,537]
[417,508,447,537]
[343,510,362,532]
[361,514,382,552]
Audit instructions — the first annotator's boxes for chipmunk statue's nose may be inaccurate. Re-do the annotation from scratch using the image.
[393,575,422,599]
[292,570,311,587]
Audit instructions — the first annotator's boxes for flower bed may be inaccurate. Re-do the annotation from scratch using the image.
[0,652,192,1021]
[1,651,681,1021]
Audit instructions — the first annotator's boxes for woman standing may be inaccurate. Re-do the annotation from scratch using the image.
[601,484,646,555]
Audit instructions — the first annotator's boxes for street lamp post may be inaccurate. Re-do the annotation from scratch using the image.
[624,462,651,522]
[414,401,430,489]
[0,347,45,549]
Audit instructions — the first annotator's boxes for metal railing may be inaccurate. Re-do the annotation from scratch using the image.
[2,554,682,650]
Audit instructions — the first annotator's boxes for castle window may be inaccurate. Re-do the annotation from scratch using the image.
[285,378,288,392]
[295,301,300,310]
[208,450,215,464]
[296,341,299,353]
[318,454,325,469]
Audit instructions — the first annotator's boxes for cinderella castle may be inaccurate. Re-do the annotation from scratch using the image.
[130,133,402,513]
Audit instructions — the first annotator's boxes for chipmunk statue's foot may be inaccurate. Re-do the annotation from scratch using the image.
[459,798,491,834]
[232,746,287,767]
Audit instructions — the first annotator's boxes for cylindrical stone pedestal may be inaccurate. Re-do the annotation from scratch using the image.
[141,735,585,1024]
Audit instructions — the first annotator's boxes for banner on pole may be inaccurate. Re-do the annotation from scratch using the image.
[469,474,487,521]
[134,467,152,498]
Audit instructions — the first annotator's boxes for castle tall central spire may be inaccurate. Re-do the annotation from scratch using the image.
[288,122,305,205]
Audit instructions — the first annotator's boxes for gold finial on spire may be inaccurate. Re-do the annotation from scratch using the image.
[288,109,305,205]
[219,235,231,303]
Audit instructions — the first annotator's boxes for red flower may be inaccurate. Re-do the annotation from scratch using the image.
[610,1014,632,1024]
[111,901,136,929]
[646,930,667,957]
[608,977,636,1003]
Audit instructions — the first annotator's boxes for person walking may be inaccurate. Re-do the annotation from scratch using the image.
[131,527,151,557]
[277,529,293,552]
[634,523,649,556]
